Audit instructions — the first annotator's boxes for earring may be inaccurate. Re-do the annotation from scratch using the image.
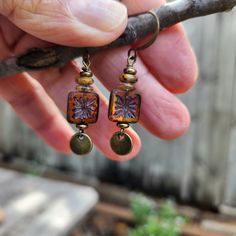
[108,49,140,155]
[108,11,160,156]
[67,54,99,155]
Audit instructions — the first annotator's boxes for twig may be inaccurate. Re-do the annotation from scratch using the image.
[0,0,236,78]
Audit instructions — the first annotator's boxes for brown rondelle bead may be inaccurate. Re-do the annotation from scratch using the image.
[120,73,138,84]
[123,66,137,75]
[76,77,94,86]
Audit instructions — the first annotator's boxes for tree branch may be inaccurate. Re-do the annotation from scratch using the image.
[0,0,235,78]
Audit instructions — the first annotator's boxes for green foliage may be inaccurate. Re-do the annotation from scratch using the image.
[131,194,157,224]
[129,195,187,236]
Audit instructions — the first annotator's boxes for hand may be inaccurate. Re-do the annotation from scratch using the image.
[0,0,197,161]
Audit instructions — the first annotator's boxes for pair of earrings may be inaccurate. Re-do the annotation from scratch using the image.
[67,51,139,156]
[67,11,159,157]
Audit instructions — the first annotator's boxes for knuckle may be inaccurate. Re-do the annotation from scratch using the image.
[0,0,29,18]
[0,0,17,17]
[0,0,68,18]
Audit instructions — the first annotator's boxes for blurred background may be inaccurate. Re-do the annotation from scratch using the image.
[0,4,236,236]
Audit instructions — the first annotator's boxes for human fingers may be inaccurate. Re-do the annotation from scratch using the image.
[0,73,74,153]
[92,48,190,140]
[34,63,142,161]
[1,31,141,160]
[0,0,127,47]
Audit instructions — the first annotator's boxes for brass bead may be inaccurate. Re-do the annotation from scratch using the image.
[76,85,93,92]
[76,124,88,130]
[120,73,138,84]
[118,83,135,91]
[117,123,129,129]
[80,71,93,77]
[123,66,137,75]
[76,77,94,86]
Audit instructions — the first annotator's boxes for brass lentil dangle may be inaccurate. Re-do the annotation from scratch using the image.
[67,54,99,155]
[108,10,160,156]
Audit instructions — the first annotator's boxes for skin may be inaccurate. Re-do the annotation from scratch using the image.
[0,0,198,161]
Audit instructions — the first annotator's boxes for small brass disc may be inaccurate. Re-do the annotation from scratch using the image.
[70,133,93,155]
[110,132,133,155]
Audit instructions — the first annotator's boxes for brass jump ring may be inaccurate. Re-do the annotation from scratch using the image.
[82,53,91,70]
[127,49,137,66]
[119,128,125,137]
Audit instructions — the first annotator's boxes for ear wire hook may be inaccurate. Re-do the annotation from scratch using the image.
[127,10,160,66]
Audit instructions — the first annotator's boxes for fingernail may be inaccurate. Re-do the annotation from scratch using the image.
[69,0,127,32]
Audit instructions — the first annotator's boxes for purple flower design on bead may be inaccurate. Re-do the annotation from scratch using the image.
[72,97,97,120]
[114,95,137,119]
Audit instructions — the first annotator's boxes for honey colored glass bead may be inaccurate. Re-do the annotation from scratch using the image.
[108,89,141,123]
[76,77,94,86]
[67,91,99,124]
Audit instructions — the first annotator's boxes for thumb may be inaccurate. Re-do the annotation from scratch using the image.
[0,0,127,47]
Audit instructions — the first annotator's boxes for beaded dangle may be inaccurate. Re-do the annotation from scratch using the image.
[108,50,140,155]
[108,10,160,156]
[67,55,99,155]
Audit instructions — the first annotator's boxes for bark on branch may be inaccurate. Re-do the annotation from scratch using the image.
[0,0,236,78]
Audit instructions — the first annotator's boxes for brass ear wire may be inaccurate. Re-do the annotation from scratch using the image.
[128,10,160,65]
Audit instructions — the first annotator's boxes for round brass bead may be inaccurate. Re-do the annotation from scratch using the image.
[76,124,88,130]
[76,77,94,86]
[80,71,93,77]
[118,83,134,91]
[117,123,129,129]
[120,73,138,84]
[123,66,137,75]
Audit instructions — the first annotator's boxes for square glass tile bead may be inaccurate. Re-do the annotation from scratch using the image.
[108,89,141,123]
[67,91,99,124]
